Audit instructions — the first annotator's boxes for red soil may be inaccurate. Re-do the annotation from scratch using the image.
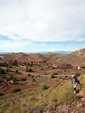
[0,84,39,94]
[48,79,70,87]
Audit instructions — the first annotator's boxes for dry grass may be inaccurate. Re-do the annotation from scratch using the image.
[0,76,85,113]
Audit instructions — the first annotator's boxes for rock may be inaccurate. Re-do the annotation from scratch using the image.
[81,98,85,101]
[76,103,82,107]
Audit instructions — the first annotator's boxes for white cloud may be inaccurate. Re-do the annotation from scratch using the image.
[0,0,85,42]
[0,40,31,52]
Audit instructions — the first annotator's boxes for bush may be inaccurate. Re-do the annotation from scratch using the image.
[52,73,58,75]
[9,75,13,80]
[21,78,26,81]
[62,77,67,80]
[13,78,17,82]
[26,68,33,72]
[0,93,4,96]
[37,75,40,77]
[28,74,31,76]
[51,75,55,78]
[9,66,12,68]
[64,70,66,72]
[2,76,6,79]
[0,68,5,75]
[3,83,8,88]
[82,66,85,69]
[52,67,55,69]
[6,68,9,72]
[43,85,48,90]
[13,89,21,93]
[32,75,34,78]
[6,78,10,81]
[15,70,18,73]
[75,73,81,77]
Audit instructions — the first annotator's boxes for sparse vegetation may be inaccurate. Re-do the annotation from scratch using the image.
[13,89,21,93]
[32,75,34,78]
[52,73,58,75]
[6,68,10,72]
[13,60,18,66]
[75,73,81,77]
[13,77,17,82]
[3,83,8,88]
[51,74,55,78]
[0,93,4,96]
[28,74,31,76]
[0,49,85,112]
[43,85,48,90]
[26,68,33,72]
[21,78,26,81]
[15,70,18,73]
[9,65,12,68]
[0,68,5,75]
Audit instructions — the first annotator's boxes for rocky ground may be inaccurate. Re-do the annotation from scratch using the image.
[31,98,85,113]
[55,98,85,113]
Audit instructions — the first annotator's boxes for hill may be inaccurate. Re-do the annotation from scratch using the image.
[2,48,85,66]
[56,49,85,65]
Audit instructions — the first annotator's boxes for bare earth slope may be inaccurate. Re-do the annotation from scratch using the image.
[56,48,85,65]
[2,48,85,66]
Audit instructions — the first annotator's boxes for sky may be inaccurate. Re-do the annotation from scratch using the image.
[0,0,85,53]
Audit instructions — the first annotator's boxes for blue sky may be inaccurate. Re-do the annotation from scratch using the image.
[0,0,85,52]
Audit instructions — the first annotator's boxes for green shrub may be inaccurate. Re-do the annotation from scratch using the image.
[64,70,66,72]
[75,73,81,77]
[0,68,5,75]
[52,67,55,69]
[3,83,8,88]
[26,68,33,72]
[52,73,58,75]
[6,78,10,81]
[62,77,67,80]
[51,75,55,78]
[28,74,31,76]
[15,70,18,73]
[43,85,48,90]
[82,66,85,69]
[32,75,34,78]
[13,78,17,82]
[21,78,26,81]
[9,75,13,80]
[6,68,9,72]
[13,89,21,93]
[2,76,6,79]
[12,82,19,85]
[0,93,4,96]
[9,66,12,68]
[37,75,40,77]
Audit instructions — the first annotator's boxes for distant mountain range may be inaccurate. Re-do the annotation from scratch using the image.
[38,51,73,54]
[1,48,85,66]
[0,51,73,55]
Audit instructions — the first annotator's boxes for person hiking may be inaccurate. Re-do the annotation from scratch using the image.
[71,75,80,93]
